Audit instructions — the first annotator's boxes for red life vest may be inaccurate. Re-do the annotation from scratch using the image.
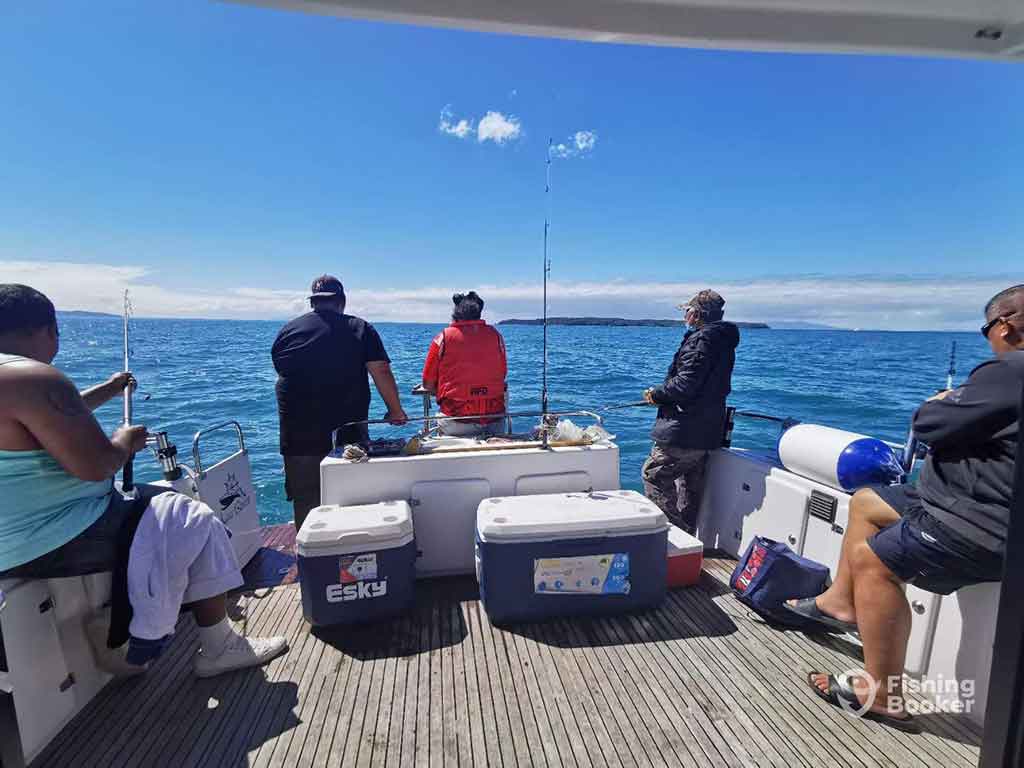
[422,320,507,420]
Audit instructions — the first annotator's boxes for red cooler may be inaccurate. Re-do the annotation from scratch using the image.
[667,526,703,587]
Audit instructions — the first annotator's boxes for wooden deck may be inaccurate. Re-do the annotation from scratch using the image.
[32,527,981,768]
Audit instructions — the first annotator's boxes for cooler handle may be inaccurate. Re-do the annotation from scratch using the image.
[336,531,373,543]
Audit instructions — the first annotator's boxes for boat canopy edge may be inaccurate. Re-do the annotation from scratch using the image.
[234,0,1024,61]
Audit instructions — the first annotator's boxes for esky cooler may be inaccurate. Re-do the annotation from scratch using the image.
[666,525,704,587]
[475,490,668,625]
[296,500,416,626]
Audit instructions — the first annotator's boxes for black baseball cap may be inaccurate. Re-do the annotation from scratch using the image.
[309,274,345,300]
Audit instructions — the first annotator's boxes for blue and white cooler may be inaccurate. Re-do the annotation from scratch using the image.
[296,500,416,626]
[475,490,669,625]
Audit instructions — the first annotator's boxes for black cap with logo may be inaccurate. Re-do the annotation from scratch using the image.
[309,275,345,301]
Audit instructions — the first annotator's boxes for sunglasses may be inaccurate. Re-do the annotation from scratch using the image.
[981,312,1021,338]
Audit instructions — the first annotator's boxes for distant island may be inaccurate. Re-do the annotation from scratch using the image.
[499,317,770,329]
[59,310,120,319]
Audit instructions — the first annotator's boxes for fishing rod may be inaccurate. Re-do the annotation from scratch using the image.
[540,138,553,447]
[598,400,679,414]
[121,289,136,496]
[947,340,957,391]
[598,400,792,425]
[601,401,651,411]
[734,410,793,424]
[901,339,958,473]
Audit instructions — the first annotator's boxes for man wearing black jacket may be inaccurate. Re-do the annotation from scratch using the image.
[641,289,739,534]
[792,284,1024,731]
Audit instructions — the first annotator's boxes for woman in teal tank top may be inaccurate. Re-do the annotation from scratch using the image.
[0,284,289,679]
[0,353,115,571]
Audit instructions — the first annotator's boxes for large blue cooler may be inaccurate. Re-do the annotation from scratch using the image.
[475,490,668,625]
[296,500,416,626]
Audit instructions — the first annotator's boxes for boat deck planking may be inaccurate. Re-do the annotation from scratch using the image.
[30,524,981,768]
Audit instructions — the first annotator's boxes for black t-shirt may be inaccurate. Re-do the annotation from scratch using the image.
[272,311,390,455]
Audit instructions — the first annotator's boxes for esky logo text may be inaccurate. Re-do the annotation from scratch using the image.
[326,580,388,603]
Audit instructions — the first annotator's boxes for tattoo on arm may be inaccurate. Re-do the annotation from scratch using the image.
[46,385,89,417]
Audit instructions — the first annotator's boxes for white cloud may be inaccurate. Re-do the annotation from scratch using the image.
[438,105,522,146]
[573,130,597,153]
[0,260,308,320]
[552,129,598,159]
[5,260,1012,331]
[477,111,522,144]
[438,105,473,140]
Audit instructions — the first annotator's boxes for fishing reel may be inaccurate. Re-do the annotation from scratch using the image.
[536,412,559,448]
[145,431,182,481]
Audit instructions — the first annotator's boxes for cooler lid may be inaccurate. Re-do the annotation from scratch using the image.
[297,500,414,554]
[476,490,667,541]
[667,525,703,556]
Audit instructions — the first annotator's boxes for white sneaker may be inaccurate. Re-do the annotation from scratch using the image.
[194,633,289,678]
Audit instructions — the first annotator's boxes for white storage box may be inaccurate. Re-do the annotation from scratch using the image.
[319,443,620,577]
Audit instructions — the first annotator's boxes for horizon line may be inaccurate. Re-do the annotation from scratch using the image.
[57,311,984,334]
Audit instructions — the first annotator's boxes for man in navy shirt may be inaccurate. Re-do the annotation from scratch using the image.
[789,284,1023,731]
[272,275,407,529]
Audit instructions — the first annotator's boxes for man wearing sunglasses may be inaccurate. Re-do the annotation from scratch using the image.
[790,283,1024,730]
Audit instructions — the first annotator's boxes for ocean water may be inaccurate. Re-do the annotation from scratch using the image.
[56,316,992,526]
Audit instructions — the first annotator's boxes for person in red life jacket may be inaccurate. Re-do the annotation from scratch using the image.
[421,292,508,437]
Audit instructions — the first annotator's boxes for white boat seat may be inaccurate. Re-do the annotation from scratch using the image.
[0,573,114,766]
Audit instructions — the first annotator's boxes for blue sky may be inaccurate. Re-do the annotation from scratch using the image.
[2,1,1022,328]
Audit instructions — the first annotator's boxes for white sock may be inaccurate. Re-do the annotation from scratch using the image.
[198,618,235,657]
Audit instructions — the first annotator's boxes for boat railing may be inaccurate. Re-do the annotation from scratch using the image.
[192,420,247,477]
[332,408,606,452]
[410,384,435,435]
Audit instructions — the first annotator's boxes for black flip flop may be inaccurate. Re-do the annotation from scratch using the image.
[786,597,859,635]
[806,672,922,734]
